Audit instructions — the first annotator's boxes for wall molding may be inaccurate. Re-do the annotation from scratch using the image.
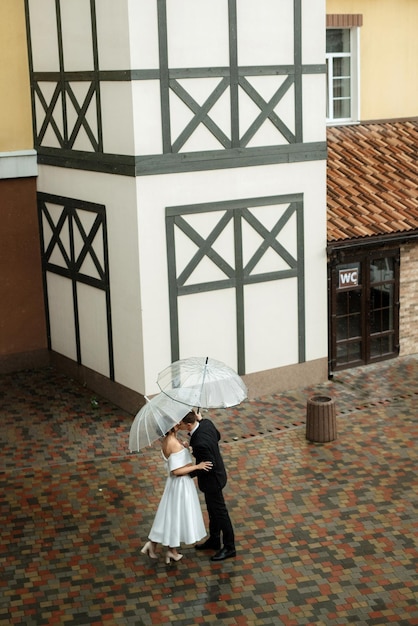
[37,141,327,177]
[0,149,38,180]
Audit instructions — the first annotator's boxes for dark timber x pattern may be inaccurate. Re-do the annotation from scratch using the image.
[169,74,295,152]
[170,78,232,152]
[238,75,296,146]
[25,0,103,153]
[166,196,305,374]
[26,0,304,157]
[35,81,100,151]
[158,0,301,152]
[38,193,114,379]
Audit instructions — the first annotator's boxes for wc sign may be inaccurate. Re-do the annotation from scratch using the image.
[339,268,359,288]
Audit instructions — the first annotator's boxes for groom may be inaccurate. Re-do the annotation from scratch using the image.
[180,411,236,561]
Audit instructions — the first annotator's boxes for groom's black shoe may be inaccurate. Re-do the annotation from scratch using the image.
[195,538,221,551]
[210,547,236,561]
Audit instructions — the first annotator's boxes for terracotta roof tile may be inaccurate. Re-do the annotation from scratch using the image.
[327,120,418,243]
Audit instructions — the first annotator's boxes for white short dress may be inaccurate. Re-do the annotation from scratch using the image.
[148,447,207,547]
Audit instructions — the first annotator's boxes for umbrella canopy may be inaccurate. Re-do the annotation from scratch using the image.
[129,393,191,451]
[157,356,247,409]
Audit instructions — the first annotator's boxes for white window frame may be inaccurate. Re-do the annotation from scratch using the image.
[326,27,360,125]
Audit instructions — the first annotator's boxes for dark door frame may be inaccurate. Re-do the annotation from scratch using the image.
[328,244,400,375]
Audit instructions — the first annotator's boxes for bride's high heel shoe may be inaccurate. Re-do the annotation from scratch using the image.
[165,550,183,564]
[141,541,158,559]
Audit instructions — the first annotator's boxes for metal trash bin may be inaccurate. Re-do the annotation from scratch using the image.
[306,395,337,443]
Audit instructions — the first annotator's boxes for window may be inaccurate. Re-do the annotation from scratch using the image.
[326,27,360,124]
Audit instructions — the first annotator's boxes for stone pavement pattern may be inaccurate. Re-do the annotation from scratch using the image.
[0,357,417,625]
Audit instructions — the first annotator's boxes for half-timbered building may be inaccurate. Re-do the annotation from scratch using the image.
[18,0,328,408]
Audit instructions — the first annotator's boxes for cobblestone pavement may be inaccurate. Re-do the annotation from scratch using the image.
[1,356,417,625]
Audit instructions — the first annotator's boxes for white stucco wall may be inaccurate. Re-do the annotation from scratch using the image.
[36,166,145,393]
[136,160,327,394]
[37,157,326,398]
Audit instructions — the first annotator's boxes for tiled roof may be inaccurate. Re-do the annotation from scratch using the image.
[327,119,418,243]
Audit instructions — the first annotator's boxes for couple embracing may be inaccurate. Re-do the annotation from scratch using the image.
[141,410,236,563]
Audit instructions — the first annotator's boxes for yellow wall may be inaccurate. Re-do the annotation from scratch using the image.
[0,0,32,151]
[327,0,418,120]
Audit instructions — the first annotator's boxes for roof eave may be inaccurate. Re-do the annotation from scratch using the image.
[327,229,418,255]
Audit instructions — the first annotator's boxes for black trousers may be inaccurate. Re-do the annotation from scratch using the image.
[204,488,235,550]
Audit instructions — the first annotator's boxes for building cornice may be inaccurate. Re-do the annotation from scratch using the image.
[0,149,38,180]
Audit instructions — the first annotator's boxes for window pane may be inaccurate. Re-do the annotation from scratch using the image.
[326,29,350,54]
[371,335,394,358]
[337,292,347,316]
[337,289,361,315]
[370,285,393,333]
[371,284,393,309]
[336,343,348,362]
[371,308,393,333]
[371,309,382,333]
[333,78,351,98]
[337,341,361,364]
[337,317,348,339]
[349,314,361,337]
[348,341,361,360]
[334,98,351,118]
[336,343,347,362]
[337,314,361,340]
[333,57,351,78]
[370,258,394,284]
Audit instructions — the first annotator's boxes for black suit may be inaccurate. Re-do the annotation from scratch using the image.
[190,419,235,550]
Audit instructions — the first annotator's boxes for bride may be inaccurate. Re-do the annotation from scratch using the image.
[141,423,212,564]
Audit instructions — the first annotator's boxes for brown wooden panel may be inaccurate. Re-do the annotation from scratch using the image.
[0,177,47,357]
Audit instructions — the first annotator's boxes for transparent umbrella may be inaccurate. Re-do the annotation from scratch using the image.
[157,356,247,409]
[129,392,191,451]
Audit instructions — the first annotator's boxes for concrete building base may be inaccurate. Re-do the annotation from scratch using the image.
[50,352,145,415]
[242,357,329,399]
[0,348,50,375]
[1,349,328,414]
